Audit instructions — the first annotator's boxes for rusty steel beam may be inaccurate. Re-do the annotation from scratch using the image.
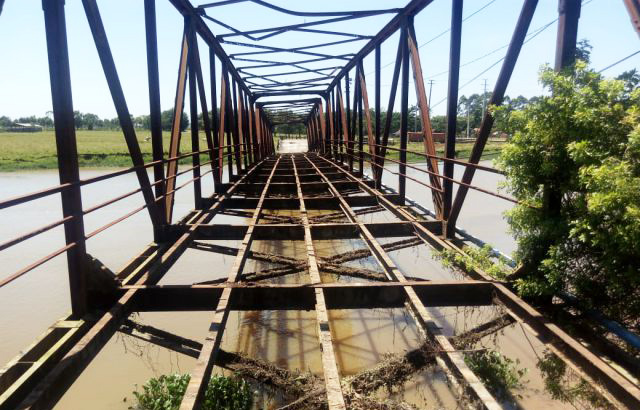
[179,157,281,410]
[42,0,88,318]
[626,0,640,37]
[376,33,404,186]
[555,0,581,71]
[187,17,203,209]
[218,66,229,185]
[303,154,500,409]
[407,19,444,216]
[291,156,346,409]
[81,0,162,228]
[165,31,190,223]
[175,220,437,241]
[190,29,217,191]
[448,0,538,229]
[357,62,376,176]
[210,48,222,187]
[128,280,495,312]
[327,0,434,90]
[144,0,166,231]
[317,154,640,409]
[6,159,269,410]
[442,0,462,227]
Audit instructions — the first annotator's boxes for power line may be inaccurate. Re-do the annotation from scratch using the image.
[426,19,556,81]
[428,0,597,110]
[597,49,640,73]
[417,0,500,50]
[430,17,557,109]
[366,0,501,75]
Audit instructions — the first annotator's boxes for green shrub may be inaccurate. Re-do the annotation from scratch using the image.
[434,244,512,280]
[132,373,252,410]
[536,350,612,409]
[496,62,640,325]
[464,350,527,401]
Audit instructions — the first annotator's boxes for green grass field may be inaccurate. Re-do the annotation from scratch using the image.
[0,130,202,171]
[0,130,504,171]
[383,140,505,163]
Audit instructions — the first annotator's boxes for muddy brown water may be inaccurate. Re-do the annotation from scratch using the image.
[0,162,572,409]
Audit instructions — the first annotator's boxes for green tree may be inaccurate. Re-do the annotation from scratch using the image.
[161,109,189,132]
[497,62,640,325]
[82,113,100,130]
[0,116,12,128]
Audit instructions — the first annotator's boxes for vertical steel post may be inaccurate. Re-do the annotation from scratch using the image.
[541,0,581,228]
[42,0,87,317]
[357,68,364,176]
[399,21,409,201]
[345,71,353,171]
[187,17,202,209]
[351,67,360,175]
[375,44,381,189]
[448,0,538,228]
[324,96,331,155]
[555,0,581,71]
[144,0,166,233]
[210,49,221,188]
[230,78,243,174]
[223,67,233,178]
[165,31,189,221]
[377,34,404,188]
[443,0,463,236]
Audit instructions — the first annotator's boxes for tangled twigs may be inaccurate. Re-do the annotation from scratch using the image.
[123,313,513,409]
[346,314,516,395]
[191,234,422,283]
[319,262,387,281]
[220,209,301,224]
[191,238,421,284]
[308,205,385,224]
[323,238,423,265]
[218,350,321,399]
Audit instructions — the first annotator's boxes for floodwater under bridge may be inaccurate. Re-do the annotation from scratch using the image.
[1,0,640,409]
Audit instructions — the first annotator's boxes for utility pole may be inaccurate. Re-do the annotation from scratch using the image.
[466,102,470,138]
[481,78,488,119]
[424,80,433,132]
[428,79,434,106]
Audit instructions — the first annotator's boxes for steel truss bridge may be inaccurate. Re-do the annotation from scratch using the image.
[1,0,639,409]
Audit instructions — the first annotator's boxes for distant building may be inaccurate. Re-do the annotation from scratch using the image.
[4,123,43,133]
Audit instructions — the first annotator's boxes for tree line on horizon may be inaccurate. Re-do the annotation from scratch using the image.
[2,68,637,138]
[0,109,190,132]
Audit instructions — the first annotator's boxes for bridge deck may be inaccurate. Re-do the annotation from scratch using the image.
[1,153,638,409]
[2,0,640,408]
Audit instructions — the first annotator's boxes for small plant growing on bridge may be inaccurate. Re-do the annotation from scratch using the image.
[132,373,252,410]
[435,244,512,280]
[536,350,613,409]
[464,349,527,402]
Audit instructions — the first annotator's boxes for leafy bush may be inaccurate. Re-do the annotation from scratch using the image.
[464,350,527,401]
[435,244,512,280]
[132,373,252,410]
[536,350,612,409]
[496,62,640,326]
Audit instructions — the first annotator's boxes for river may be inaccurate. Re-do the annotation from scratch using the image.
[0,160,571,409]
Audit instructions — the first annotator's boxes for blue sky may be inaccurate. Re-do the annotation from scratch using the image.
[0,0,638,120]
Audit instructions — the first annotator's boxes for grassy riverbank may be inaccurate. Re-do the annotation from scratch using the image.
[0,130,196,171]
[0,130,505,171]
